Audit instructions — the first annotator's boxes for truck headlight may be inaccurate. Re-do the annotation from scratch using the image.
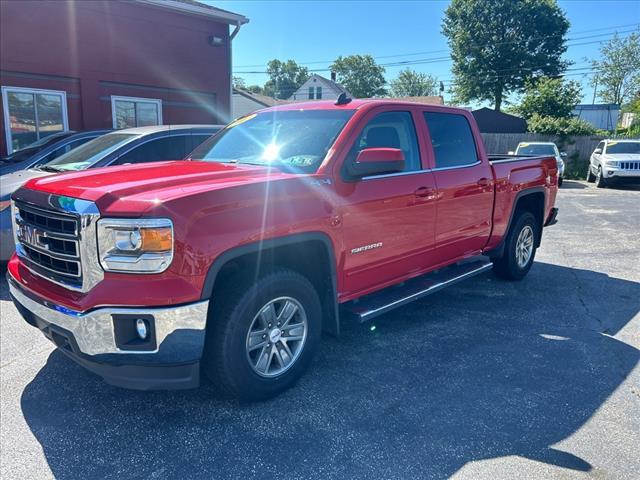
[97,218,173,273]
[603,160,619,168]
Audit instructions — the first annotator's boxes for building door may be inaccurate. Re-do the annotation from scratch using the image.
[1,86,68,154]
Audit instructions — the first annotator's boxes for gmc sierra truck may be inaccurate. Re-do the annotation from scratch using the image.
[7,98,559,400]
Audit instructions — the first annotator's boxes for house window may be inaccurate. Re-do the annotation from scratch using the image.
[308,87,314,100]
[316,86,322,99]
[1,86,68,154]
[111,96,162,129]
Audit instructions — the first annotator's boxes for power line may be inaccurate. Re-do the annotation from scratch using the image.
[234,23,639,69]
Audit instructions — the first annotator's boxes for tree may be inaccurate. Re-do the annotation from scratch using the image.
[442,0,570,111]
[527,113,599,136]
[330,55,386,98]
[245,85,265,94]
[591,32,640,105]
[263,59,309,99]
[389,69,439,97]
[512,77,582,119]
[232,76,246,89]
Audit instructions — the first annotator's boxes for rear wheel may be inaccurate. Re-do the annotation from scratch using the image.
[492,211,538,281]
[595,166,607,188]
[586,164,596,183]
[202,269,321,401]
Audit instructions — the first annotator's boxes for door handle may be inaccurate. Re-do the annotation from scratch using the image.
[414,186,435,198]
[477,177,491,187]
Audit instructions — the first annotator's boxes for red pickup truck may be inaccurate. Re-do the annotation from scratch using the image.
[7,99,558,400]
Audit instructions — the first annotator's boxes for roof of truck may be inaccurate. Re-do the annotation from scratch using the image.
[263,99,458,112]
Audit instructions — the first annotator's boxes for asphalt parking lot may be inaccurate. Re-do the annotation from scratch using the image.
[1,180,639,480]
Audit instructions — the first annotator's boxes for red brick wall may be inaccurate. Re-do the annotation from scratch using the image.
[0,0,232,155]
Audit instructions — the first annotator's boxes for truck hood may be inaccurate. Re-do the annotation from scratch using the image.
[1,168,53,200]
[21,161,298,213]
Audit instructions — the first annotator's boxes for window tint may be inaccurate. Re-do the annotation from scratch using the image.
[347,111,421,173]
[424,112,478,168]
[46,133,137,171]
[190,134,212,152]
[113,135,189,165]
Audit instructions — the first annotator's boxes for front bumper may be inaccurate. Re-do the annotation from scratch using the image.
[602,167,640,179]
[8,275,209,390]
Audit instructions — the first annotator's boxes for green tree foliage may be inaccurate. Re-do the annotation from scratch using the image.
[389,69,439,97]
[512,77,582,119]
[527,114,599,136]
[263,60,309,99]
[591,32,640,105]
[442,0,570,111]
[330,55,386,98]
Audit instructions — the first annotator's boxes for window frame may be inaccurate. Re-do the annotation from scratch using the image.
[110,95,163,129]
[307,87,314,100]
[341,110,423,181]
[422,111,480,171]
[1,86,69,154]
[316,86,322,99]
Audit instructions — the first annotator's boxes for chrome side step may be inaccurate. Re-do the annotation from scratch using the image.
[343,258,493,322]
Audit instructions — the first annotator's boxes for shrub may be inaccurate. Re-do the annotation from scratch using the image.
[527,114,599,136]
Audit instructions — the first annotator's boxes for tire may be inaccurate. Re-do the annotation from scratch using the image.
[202,268,322,401]
[586,164,596,183]
[595,166,607,188]
[558,176,563,187]
[492,211,538,281]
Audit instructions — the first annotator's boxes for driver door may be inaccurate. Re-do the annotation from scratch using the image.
[335,108,437,298]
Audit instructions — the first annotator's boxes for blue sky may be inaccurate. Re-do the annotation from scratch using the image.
[213,0,640,106]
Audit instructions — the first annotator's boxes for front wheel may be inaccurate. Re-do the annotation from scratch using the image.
[586,164,596,183]
[558,176,563,187]
[595,166,607,188]
[202,269,322,401]
[492,211,538,281]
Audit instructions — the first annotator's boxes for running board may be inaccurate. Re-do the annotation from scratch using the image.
[343,258,493,322]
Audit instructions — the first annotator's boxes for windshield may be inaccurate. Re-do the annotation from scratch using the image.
[606,141,640,154]
[44,133,137,171]
[516,144,556,156]
[2,131,73,162]
[190,110,354,172]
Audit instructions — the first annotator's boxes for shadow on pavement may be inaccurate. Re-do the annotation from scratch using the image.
[560,180,588,189]
[20,262,640,479]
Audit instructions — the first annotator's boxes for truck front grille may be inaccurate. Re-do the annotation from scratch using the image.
[620,161,640,170]
[14,201,83,286]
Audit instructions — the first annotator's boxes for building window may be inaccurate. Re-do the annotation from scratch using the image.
[111,96,162,129]
[316,86,322,99]
[1,86,68,154]
[308,87,314,100]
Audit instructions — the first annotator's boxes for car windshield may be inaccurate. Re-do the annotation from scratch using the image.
[2,131,73,162]
[516,144,556,156]
[43,133,137,171]
[190,110,354,172]
[606,142,640,154]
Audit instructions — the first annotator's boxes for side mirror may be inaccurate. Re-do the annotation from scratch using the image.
[347,148,405,178]
[560,151,567,158]
[594,148,602,155]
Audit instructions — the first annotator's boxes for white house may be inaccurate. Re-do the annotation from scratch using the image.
[289,74,353,101]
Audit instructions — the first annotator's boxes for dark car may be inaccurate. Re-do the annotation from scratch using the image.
[0,124,223,261]
[0,130,111,174]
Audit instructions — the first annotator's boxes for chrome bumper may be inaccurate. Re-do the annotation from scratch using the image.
[8,277,208,357]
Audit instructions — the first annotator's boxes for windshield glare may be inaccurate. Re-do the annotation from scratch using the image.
[606,142,640,154]
[190,110,354,172]
[45,133,137,171]
[516,144,556,156]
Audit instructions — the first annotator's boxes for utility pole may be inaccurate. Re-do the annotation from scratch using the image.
[592,76,598,105]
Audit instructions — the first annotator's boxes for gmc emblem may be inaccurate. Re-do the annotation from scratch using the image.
[17,224,47,249]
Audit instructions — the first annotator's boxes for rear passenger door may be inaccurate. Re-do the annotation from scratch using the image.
[337,108,438,296]
[422,111,494,262]
[111,135,190,165]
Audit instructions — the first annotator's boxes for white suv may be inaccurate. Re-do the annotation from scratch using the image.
[587,139,640,188]
[513,142,566,186]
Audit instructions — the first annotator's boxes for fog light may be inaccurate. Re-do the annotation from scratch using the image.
[135,318,148,339]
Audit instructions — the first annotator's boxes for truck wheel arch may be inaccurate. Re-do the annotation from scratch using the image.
[488,187,547,258]
[200,232,341,336]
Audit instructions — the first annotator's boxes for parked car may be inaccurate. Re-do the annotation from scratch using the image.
[1,130,111,175]
[587,139,640,187]
[7,100,558,400]
[512,142,566,186]
[0,125,222,261]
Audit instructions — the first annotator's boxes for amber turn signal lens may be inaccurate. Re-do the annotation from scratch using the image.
[140,227,172,251]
